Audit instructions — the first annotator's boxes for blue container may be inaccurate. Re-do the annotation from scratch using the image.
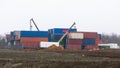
[49,28,77,35]
[98,34,102,40]
[82,38,96,49]
[10,32,14,36]
[20,31,48,37]
[52,35,63,40]
[10,32,15,40]
[48,29,53,41]
[82,38,96,46]
[10,40,14,46]
[48,28,77,41]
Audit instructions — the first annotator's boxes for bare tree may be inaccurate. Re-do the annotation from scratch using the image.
[102,33,120,45]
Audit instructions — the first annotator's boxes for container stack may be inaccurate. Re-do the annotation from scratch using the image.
[6,34,11,43]
[48,28,77,48]
[81,32,98,49]
[96,34,103,44]
[66,32,101,50]
[67,32,84,50]
[12,31,48,49]
[7,27,103,50]
[21,31,48,49]
[10,32,14,46]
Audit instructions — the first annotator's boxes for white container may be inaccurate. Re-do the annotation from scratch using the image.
[14,31,20,36]
[98,43,119,49]
[40,42,59,48]
[68,33,84,39]
[14,31,21,40]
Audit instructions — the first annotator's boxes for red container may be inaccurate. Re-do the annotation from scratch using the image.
[14,41,20,46]
[96,39,103,44]
[67,44,81,50]
[84,45,94,50]
[80,32,98,38]
[15,35,20,40]
[68,39,82,45]
[20,37,48,49]
[6,34,12,40]
[6,34,11,38]
[20,37,48,42]
[84,45,99,50]
[67,39,82,50]
[22,41,40,49]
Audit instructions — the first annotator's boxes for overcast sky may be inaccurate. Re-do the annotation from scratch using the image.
[0,0,120,35]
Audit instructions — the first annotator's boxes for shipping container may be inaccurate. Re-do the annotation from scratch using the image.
[67,39,83,45]
[96,39,103,44]
[10,40,14,46]
[48,28,77,41]
[14,31,21,40]
[6,34,11,42]
[98,34,102,40]
[13,40,22,49]
[51,28,77,35]
[14,31,20,36]
[66,39,82,50]
[22,41,40,49]
[52,34,66,40]
[10,32,15,40]
[82,38,96,46]
[82,38,96,49]
[84,45,99,50]
[15,35,20,40]
[20,31,48,37]
[80,32,98,38]
[20,37,48,49]
[67,44,81,50]
[48,29,52,41]
[68,32,84,39]
[6,34,11,39]
[51,40,66,48]
[20,37,48,42]
[40,42,59,48]
[98,43,119,49]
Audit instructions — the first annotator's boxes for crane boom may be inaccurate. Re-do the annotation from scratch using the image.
[30,18,40,31]
[58,22,76,43]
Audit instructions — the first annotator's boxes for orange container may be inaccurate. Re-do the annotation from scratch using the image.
[22,42,40,49]
[96,39,103,44]
[20,37,48,49]
[67,44,81,50]
[80,32,98,39]
[20,37,48,42]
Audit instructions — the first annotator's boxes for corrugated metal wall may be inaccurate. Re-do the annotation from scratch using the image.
[48,28,77,48]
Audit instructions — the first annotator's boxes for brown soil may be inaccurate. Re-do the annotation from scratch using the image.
[0,49,120,68]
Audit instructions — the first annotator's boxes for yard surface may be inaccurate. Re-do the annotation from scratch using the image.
[0,49,120,68]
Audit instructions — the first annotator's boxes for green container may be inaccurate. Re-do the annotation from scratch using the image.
[52,40,65,47]
[99,46,110,49]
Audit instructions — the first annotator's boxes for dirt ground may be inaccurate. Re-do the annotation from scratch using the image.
[0,49,120,68]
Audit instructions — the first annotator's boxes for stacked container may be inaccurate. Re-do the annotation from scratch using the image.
[10,32,14,46]
[11,31,48,49]
[80,32,99,49]
[96,34,103,44]
[21,37,48,49]
[20,31,48,49]
[6,34,11,43]
[66,31,101,50]
[67,32,84,50]
[48,28,77,48]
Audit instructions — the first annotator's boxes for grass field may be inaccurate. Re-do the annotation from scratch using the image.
[0,49,120,68]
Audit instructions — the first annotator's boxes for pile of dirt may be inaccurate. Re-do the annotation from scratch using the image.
[48,44,64,51]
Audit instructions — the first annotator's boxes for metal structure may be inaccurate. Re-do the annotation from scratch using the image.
[58,22,76,43]
[30,18,40,31]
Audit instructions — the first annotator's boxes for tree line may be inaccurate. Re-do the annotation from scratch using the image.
[102,33,120,45]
